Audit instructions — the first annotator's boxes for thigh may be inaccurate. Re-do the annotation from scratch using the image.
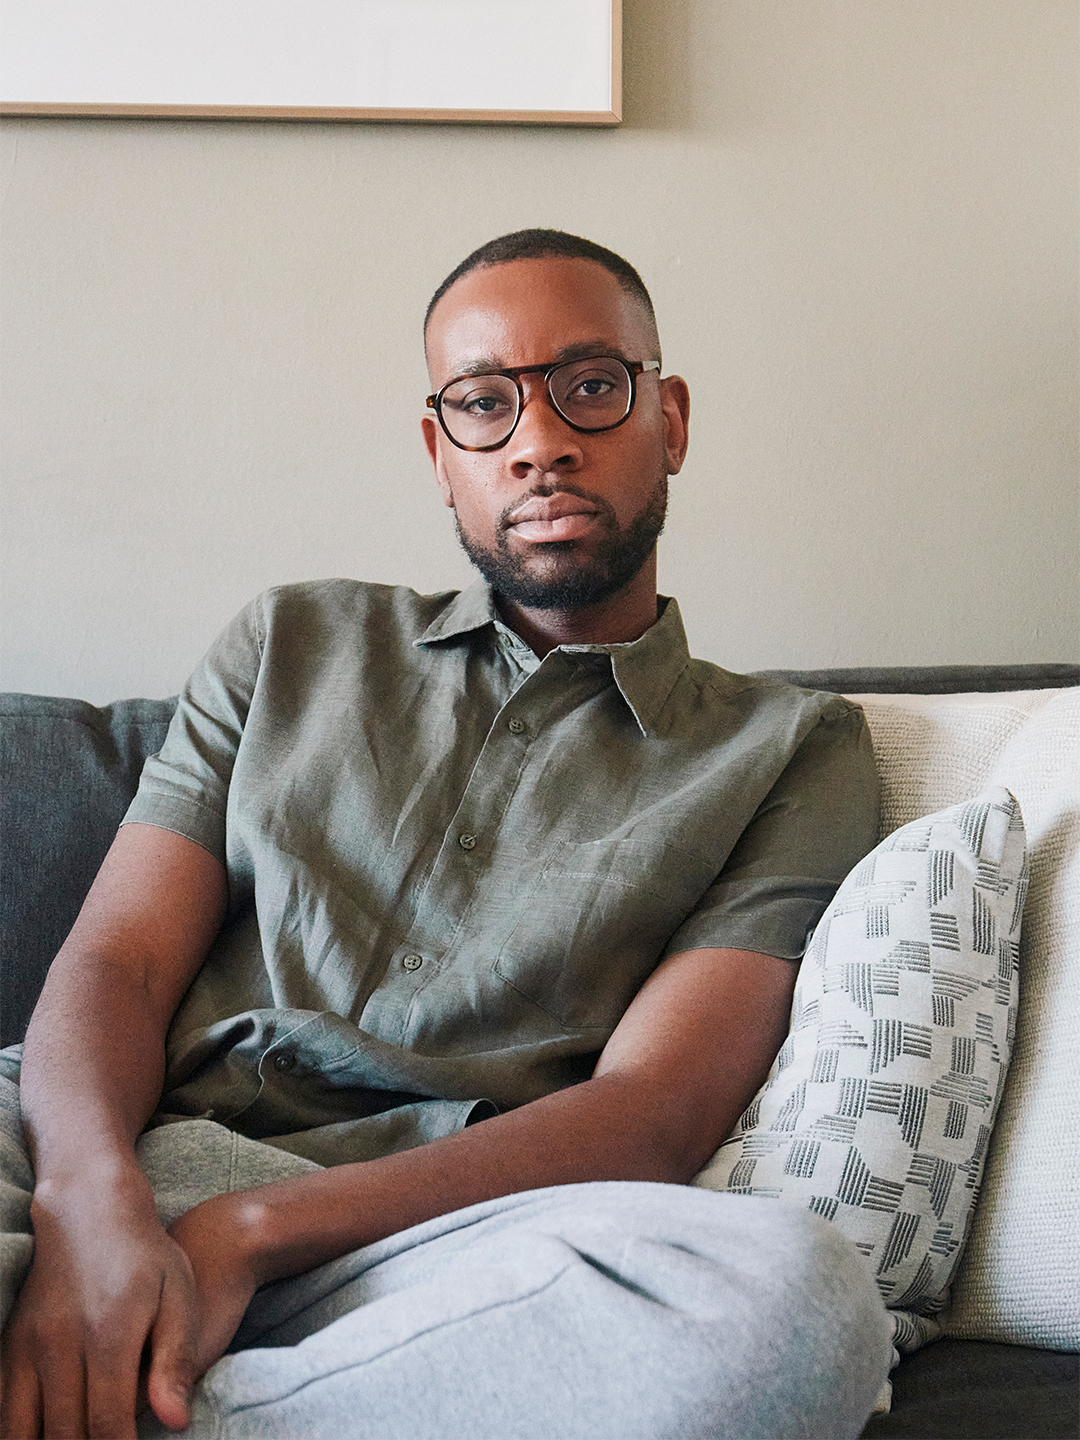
[134,1120,321,1228]
[163,1182,893,1440]
[0,1097,318,1324]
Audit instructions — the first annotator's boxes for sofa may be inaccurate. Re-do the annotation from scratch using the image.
[2,663,1077,1439]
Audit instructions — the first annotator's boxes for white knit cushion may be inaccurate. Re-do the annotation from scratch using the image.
[847,690,1057,840]
[693,787,1025,1357]
[849,687,1080,1347]
[941,688,1080,1347]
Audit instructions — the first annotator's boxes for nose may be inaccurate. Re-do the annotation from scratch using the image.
[503,378,584,478]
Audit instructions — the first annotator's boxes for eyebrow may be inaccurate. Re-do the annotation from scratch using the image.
[448,340,632,378]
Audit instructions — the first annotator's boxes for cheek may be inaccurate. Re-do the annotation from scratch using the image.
[443,467,505,531]
[605,434,667,518]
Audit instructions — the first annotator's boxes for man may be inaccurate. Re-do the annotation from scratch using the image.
[0,231,890,1439]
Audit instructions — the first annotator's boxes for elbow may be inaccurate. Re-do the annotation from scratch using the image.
[593,1073,726,1186]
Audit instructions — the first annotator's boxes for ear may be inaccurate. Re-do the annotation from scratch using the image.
[658,375,690,475]
[422,415,456,508]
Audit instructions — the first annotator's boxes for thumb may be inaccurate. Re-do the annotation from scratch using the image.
[146,1283,200,1432]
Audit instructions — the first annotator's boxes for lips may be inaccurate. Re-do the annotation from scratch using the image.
[504,493,603,543]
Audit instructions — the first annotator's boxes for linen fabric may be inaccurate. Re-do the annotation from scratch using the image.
[694,787,1025,1360]
[116,578,878,1166]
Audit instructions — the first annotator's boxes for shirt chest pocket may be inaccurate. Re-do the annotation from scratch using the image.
[492,837,720,1031]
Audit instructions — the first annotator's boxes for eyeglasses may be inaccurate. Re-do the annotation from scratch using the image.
[426,357,661,452]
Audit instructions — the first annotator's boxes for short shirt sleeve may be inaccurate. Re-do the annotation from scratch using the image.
[662,697,879,962]
[122,598,264,864]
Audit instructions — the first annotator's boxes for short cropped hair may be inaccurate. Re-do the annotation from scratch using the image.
[424,229,658,340]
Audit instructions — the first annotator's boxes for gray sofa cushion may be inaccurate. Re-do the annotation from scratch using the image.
[0,693,175,1046]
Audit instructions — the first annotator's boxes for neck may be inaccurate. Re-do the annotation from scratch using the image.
[495,557,660,659]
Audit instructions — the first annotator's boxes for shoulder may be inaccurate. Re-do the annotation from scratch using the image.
[248,579,461,640]
[638,599,859,741]
[677,657,864,736]
[236,581,466,656]
[193,580,467,697]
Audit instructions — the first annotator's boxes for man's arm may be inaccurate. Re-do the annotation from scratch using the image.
[2,822,796,1439]
[0,824,228,1440]
[166,943,797,1372]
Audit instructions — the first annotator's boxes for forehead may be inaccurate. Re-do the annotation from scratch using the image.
[425,257,655,384]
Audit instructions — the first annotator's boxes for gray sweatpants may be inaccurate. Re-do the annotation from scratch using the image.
[1,1080,891,1440]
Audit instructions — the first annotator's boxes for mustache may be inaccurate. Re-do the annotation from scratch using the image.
[497,482,618,531]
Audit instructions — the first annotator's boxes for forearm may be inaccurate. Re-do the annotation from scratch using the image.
[193,946,795,1292]
[8,958,199,1440]
[191,1071,659,1284]
[3,827,229,1438]
[19,823,226,1188]
[195,1065,705,1289]
[21,954,169,1183]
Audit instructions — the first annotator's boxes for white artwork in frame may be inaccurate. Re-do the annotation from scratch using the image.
[0,0,621,124]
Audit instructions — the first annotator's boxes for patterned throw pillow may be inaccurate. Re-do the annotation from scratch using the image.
[693,786,1025,1356]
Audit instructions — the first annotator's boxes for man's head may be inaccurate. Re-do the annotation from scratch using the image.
[423,230,661,360]
[422,231,689,624]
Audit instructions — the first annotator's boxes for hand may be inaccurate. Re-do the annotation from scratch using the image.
[0,1179,200,1439]
[166,1192,262,1379]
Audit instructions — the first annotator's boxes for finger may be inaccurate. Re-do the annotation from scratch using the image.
[0,1346,43,1440]
[36,1343,87,1440]
[145,1290,199,1433]
[85,1344,141,1440]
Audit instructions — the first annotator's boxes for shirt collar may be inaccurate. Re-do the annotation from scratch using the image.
[558,598,691,736]
[416,579,691,737]
[415,577,500,644]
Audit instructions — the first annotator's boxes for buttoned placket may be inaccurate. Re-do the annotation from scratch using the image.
[364,646,623,1043]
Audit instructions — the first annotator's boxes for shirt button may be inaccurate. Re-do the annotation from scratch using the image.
[458,833,477,851]
[273,1051,296,1072]
[507,717,525,735]
[403,953,423,971]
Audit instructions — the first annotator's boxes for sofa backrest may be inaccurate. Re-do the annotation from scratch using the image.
[0,693,176,1047]
[2,666,1076,1047]
[1,669,1077,1351]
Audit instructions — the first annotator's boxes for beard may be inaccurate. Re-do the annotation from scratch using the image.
[455,476,668,611]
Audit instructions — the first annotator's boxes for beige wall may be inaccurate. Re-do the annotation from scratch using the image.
[1,0,1076,703]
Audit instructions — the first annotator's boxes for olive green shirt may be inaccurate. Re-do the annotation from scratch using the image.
[124,579,878,1165]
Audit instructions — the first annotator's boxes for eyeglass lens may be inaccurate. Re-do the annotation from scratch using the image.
[438,358,633,449]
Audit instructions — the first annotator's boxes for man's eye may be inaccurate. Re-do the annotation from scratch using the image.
[446,388,513,417]
[564,372,620,403]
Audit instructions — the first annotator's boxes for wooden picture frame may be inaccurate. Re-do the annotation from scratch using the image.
[0,0,621,125]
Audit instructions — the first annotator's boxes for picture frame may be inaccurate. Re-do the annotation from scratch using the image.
[0,0,621,125]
